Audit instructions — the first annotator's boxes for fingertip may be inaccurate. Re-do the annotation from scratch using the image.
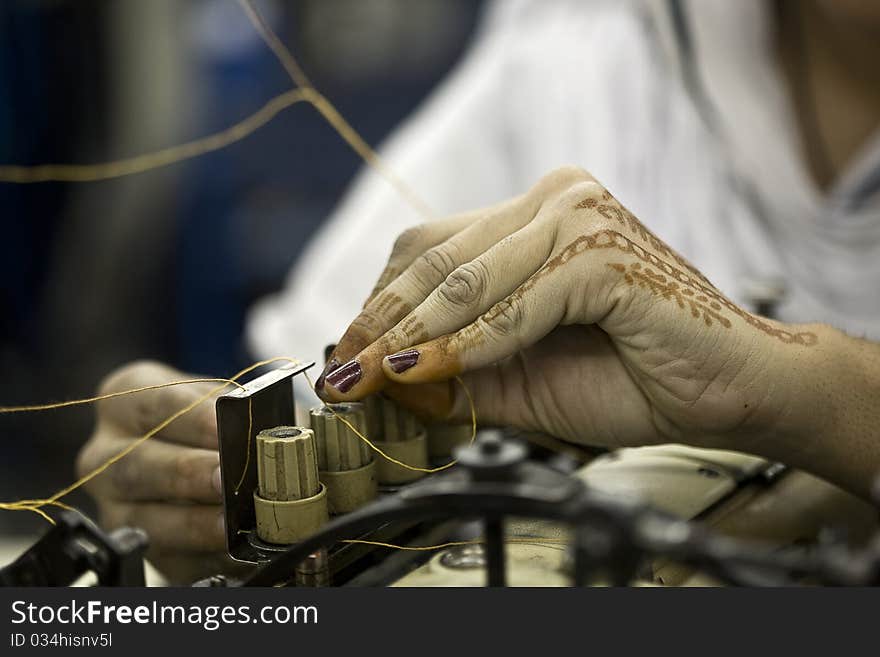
[314,358,341,394]
[323,357,391,401]
[383,342,461,385]
[384,349,420,375]
[323,359,363,396]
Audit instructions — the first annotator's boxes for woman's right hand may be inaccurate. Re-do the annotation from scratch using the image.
[315,168,856,489]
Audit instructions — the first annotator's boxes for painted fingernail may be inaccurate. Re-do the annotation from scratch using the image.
[386,349,420,374]
[314,358,340,391]
[212,466,222,497]
[324,360,362,393]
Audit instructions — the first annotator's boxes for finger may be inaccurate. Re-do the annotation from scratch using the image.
[362,214,474,307]
[82,433,221,504]
[319,195,544,389]
[102,501,225,552]
[380,263,576,387]
[98,361,220,448]
[322,216,557,401]
[318,213,476,385]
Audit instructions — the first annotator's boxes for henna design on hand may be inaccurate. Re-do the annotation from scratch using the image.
[608,262,731,328]
[558,226,817,346]
[576,196,713,287]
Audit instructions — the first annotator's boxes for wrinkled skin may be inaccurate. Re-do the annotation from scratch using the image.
[317,167,817,449]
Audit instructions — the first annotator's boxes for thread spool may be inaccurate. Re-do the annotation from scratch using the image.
[426,422,473,459]
[311,403,377,514]
[253,426,328,544]
[365,396,428,485]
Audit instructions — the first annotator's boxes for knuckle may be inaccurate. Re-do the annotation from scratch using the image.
[97,359,160,396]
[131,393,161,435]
[173,451,200,498]
[533,166,594,198]
[75,441,100,482]
[555,179,606,210]
[482,296,524,339]
[412,244,460,287]
[380,326,408,352]
[438,260,490,308]
[109,453,143,496]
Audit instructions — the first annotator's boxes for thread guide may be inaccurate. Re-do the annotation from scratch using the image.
[216,361,313,563]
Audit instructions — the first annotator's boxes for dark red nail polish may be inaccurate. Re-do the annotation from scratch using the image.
[315,358,340,391]
[386,349,419,374]
[325,360,362,393]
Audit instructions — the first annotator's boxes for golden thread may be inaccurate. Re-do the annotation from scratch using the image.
[341,536,568,551]
[234,531,567,552]
[0,502,56,525]
[237,0,434,220]
[236,0,311,89]
[232,398,255,496]
[303,372,477,474]
[0,0,470,525]
[0,89,310,183]
[0,377,245,414]
[0,1,434,222]
[0,357,301,520]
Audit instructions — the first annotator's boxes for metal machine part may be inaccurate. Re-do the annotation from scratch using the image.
[294,550,330,587]
[216,360,314,562]
[253,426,329,545]
[311,403,378,514]
[0,512,147,586]
[216,363,447,580]
[204,362,879,587]
[241,434,880,588]
[397,444,878,587]
[365,395,428,485]
[395,543,571,587]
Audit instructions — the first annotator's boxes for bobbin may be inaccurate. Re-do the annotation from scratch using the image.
[310,403,377,514]
[253,426,328,544]
[365,396,428,485]
[426,422,473,459]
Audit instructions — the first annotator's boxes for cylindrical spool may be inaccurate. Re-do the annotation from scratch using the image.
[365,396,428,484]
[426,422,473,459]
[310,403,377,514]
[374,433,428,484]
[253,426,329,544]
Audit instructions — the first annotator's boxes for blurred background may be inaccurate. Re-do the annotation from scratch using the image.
[0,0,483,535]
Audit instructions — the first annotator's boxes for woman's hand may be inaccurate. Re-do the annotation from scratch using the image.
[315,167,823,453]
[76,360,232,583]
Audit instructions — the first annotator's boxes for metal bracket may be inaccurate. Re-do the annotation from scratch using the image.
[216,360,314,563]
